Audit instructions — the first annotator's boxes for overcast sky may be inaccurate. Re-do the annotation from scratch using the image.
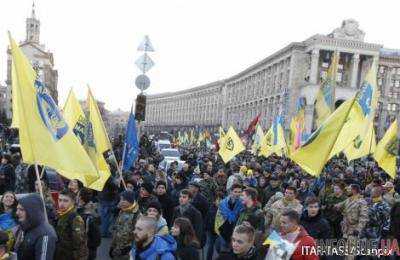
[0,0,399,111]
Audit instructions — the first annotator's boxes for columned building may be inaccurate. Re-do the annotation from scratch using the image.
[0,84,7,122]
[144,20,400,138]
[5,4,58,120]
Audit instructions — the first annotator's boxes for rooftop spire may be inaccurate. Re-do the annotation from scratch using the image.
[31,1,36,19]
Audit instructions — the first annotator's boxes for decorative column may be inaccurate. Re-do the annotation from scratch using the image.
[310,49,320,84]
[350,53,360,88]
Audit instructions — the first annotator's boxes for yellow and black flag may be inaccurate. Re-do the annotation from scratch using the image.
[218,127,245,163]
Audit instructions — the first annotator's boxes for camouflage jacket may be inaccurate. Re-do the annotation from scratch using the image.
[323,193,347,223]
[336,195,368,236]
[110,202,141,257]
[362,199,391,239]
[266,198,303,231]
[237,204,264,231]
[55,208,88,260]
[199,178,218,204]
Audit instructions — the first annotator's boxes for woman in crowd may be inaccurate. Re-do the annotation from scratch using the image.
[171,217,200,260]
[0,191,18,251]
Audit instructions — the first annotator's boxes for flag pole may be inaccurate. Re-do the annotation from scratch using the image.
[34,164,49,223]
[112,151,127,190]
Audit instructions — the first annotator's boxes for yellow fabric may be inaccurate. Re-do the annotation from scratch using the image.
[218,127,226,147]
[373,120,398,179]
[259,119,287,158]
[218,126,245,163]
[251,124,264,154]
[8,34,99,187]
[315,52,339,127]
[86,87,112,190]
[290,96,357,176]
[289,108,305,154]
[58,205,74,217]
[63,89,111,191]
[344,120,376,161]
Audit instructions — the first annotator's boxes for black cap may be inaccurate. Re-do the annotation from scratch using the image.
[120,190,136,204]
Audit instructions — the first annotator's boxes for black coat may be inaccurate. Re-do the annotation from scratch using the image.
[300,210,332,239]
[176,239,200,260]
[0,163,15,193]
[172,204,204,247]
[156,193,175,227]
[191,192,209,219]
[16,194,57,260]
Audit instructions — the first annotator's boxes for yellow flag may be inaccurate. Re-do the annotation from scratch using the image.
[63,89,111,191]
[251,124,264,154]
[343,64,379,160]
[218,126,245,163]
[259,116,287,158]
[290,96,357,176]
[344,121,376,161]
[87,87,112,189]
[315,52,339,127]
[8,34,99,186]
[374,120,398,179]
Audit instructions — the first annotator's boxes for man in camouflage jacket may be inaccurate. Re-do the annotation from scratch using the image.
[55,190,88,260]
[110,191,141,260]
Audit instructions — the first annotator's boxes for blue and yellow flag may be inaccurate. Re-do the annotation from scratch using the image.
[290,95,357,176]
[251,124,264,155]
[343,64,379,160]
[289,99,306,154]
[374,120,398,179]
[315,52,339,127]
[259,116,287,158]
[8,33,99,187]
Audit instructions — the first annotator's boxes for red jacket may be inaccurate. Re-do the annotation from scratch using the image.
[288,226,319,260]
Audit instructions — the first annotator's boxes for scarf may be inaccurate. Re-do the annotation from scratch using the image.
[372,196,382,204]
[58,205,74,217]
[219,197,244,223]
[0,212,17,231]
[121,202,138,212]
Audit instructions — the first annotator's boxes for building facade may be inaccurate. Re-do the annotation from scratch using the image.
[5,5,58,120]
[0,84,7,124]
[143,19,400,138]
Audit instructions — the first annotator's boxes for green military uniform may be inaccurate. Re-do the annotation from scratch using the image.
[323,193,347,238]
[237,204,264,231]
[110,202,141,260]
[55,208,88,260]
[336,194,369,238]
[199,178,218,204]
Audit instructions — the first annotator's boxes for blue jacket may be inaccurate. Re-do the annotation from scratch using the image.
[130,235,177,260]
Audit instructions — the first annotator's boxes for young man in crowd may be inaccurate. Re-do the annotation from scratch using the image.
[280,210,318,260]
[15,193,57,260]
[216,225,259,260]
[110,190,141,260]
[300,196,331,240]
[172,189,204,247]
[131,216,176,259]
[214,183,244,256]
[55,190,88,260]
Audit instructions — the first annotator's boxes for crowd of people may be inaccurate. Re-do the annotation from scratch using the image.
[0,132,399,260]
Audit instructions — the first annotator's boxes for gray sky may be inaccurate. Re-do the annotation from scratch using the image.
[0,0,398,111]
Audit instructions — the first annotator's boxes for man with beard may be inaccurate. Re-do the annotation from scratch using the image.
[54,190,88,260]
[110,191,141,260]
[138,182,159,214]
[15,193,57,260]
[131,216,177,259]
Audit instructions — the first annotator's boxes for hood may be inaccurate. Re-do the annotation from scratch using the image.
[18,193,46,231]
[138,235,177,259]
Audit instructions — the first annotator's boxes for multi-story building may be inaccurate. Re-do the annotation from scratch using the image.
[5,4,58,120]
[144,19,400,138]
[0,84,7,124]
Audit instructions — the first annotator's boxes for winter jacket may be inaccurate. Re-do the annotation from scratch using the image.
[0,163,15,193]
[216,246,260,260]
[156,193,174,227]
[77,202,102,250]
[191,192,209,219]
[281,226,319,260]
[15,194,57,260]
[300,210,331,239]
[175,237,200,260]
[130,234,177,260]
[172,204,204,247]
[237,204,264,231]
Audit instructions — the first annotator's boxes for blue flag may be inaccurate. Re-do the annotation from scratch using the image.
[122,112,139,171]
